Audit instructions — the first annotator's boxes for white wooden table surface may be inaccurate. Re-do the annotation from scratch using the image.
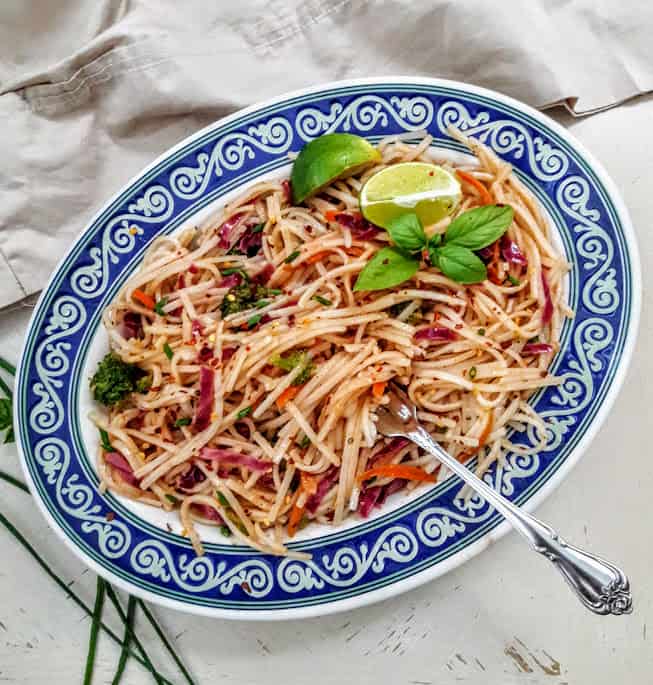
[0,99,651,685]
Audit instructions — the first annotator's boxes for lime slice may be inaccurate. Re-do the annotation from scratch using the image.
[360,162,461,229]
[291,133,381,204]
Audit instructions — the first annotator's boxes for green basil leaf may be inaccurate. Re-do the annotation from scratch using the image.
[386,213,427,251]
[353,247,419,291]
[445,204,514,250]
[428,246,441,269]
[436,244,487,284]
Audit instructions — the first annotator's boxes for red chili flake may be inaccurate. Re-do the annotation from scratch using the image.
[540,370,548,378]
[382,258,389,265]
[455,324,463,330]
[245,346,251,352]
[501,340,513,349]
[281,180,292,203]
[305,225,313,233]
[177,274,185,289]
[429,171,434,176]
[288,314,296,327]
[241,581,252,594]
[105,512,115,522]
[189,263,199,274]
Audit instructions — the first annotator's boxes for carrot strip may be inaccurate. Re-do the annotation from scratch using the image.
[276,385,300,410]
[307,251,331,264]
[132,289,156,310]
[372,381,387,399]
[324,210,339,222]
[459,413,495,461]
[287,501,305,538]
[456,170,493,205]
[358,464,437,484]
[300,472,318,496]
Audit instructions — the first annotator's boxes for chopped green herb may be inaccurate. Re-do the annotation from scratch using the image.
[174,417,192,427]
[99,429,113,452]
[477,328,486,336]
[298,515,310,531]
[220,283,278,317]
[134,375,152,394]
[313,295,332,307]
[216,492,229,507]
[284,250,300,264]
[506,274,521,286]
[165,494,179,505]
[268,288,283,295]
[153,297,168,316]
[469,366,478,380]
[90,352,149,407]
[529,335,540,343]
[163,342,174,360]
[247,313,263,328]
[236,406,252,419]
[221,267,250,282]
[270,350,314,385]
[254,299,270,309]
[220,525,232,537]
[435,425,448,434]
[296,434,311,449]
[251,223,265,234]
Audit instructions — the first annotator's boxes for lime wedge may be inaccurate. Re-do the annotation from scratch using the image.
[291,133,381,204]
[360,162,461,229]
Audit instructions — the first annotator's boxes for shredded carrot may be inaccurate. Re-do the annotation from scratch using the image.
[307,251,331,264]
[372,381,387,399]
[324,210,339,222]
[287,500,305,538]
[344,246,364,257]
[358,464,437,484]
[459,413,495,461]
[486,240,503,285]
[456,170,493,206]
[276,385,300,410]
[300,472,318,496]
[132,288,156,310]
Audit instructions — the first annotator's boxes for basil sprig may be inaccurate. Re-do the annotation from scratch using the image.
[353,205,513,291]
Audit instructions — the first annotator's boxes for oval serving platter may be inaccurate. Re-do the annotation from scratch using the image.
[15,77,640,619]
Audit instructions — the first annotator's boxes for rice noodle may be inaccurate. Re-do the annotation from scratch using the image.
[93,132,571,557]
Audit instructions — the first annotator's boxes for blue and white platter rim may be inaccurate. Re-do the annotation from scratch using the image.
[15,77,641,620]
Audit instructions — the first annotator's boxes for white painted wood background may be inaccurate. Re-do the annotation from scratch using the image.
[0,100,651,684]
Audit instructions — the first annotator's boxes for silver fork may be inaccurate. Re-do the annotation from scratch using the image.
[376,386,633,615]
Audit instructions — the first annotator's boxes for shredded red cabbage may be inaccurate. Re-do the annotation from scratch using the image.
[357,486,382,518]
[541,271,553,325]
[501,235,528,266]
[522,342,554,355]
[198,447,271,472]
[105,452,139,486]
[197,346,214,362]
[221,347,236,362]
[191,319,204,338]
[252,263,274,285]
[194,366,214,431]
[358,478,407,518]
[368,437,411,467]
[119,312,142,340]
[334,212,381,240]
[218,212,245,248]
[178,464,206,491]
[281,179,292,203]
[414,327,458,342]
[236,226,263,257]
[220,273,242,288]
[305,466,339,514]
[193,504,224,523]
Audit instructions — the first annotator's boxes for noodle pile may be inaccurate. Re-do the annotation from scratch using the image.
[93,130,571,557]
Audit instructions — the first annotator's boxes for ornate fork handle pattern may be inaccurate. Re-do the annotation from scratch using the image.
[406,424,633,616]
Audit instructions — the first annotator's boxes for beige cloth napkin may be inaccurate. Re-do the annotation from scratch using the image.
[1,0,651,309]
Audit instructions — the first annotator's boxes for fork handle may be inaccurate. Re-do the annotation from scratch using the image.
[410,426,632,615]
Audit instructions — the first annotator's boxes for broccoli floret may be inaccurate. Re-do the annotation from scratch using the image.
[220,283,280,318]
[270,350,314,385]
[90,352,148,406]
